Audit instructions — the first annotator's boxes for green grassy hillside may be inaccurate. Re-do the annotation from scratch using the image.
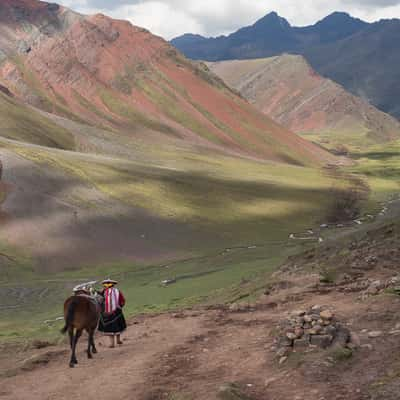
[0,92,75,150]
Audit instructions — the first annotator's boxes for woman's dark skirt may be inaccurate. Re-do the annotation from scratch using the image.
[98,308,127,336]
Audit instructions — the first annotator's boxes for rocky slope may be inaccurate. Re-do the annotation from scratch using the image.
[0,0,335,166]
[172,12,400,119]
[208,55,400,148]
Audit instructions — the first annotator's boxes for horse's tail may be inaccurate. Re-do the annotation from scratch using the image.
[60,297,79,334]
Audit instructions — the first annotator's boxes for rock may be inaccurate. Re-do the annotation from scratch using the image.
[265,377,278,387]
[279,356,288,365]
[320,310,334,320]
[309,325,323,335]
[286,332,297,341]
[324,325,337,336]
[365,280,384,295]
[310,335,333,349]
[294,327,304,338]
[276,347,290,357]
[368,331,383,338]
[304,315,313,323]
[311,305,323,312]
[292,310,307,317]
[278,336,294,347]
[361,344,373,351]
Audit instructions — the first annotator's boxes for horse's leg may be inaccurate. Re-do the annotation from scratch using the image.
[68,327,74,349]
[90,329,97,354]
[69,329,76,368]
[70,329,82,367]
[87,329,93,359]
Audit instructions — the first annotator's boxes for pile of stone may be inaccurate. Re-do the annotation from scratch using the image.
[338,275,400,299]
[274,306,351,360]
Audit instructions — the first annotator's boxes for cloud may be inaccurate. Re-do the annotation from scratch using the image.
[57,0,400,39]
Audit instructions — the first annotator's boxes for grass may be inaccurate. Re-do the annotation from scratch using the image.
[0,136,345,343]
[99,87,179,136]
[0,241,306,343]
[0,92,75,150]
[6,141,339,232]
[348,140,400,209]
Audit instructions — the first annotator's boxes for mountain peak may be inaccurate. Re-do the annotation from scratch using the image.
[315,11,367,27]
[254,11,291,29]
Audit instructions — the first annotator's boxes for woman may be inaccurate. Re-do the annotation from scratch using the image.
[98,278,127,348]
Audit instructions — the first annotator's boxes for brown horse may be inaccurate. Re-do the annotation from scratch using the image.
[61,293,101,368]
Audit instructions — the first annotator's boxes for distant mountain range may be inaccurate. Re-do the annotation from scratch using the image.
[208,55,400,149]
[171,12,400,119]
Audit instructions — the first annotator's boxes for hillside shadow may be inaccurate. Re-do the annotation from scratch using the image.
[0,155,336,276]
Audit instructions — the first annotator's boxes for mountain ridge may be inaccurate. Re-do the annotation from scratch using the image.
[208,54,400,149]
[171,11,400,119]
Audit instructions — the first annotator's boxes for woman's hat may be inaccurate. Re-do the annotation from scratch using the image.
[101,278,118,285]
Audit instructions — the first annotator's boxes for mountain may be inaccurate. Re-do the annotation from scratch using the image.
[171,12,400,119]
[171,12,368,61]
[0,0,341,274]
[304,19,400,119]
[208,55,400,149]
[0,0,332,165]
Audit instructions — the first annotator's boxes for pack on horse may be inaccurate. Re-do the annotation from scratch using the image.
[61,281,102,368]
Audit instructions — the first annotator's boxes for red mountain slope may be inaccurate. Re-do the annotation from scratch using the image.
[208,55,400,147]
[0,0,335,165]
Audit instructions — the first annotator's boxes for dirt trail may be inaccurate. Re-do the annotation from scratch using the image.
[0,313,208,400]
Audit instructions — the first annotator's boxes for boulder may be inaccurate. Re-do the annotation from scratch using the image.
[368,331,383,338]
[320,310,334,320]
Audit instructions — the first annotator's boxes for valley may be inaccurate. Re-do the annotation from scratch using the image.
[0,1,400,399]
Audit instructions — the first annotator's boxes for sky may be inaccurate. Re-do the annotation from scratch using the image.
[57,0,400,39]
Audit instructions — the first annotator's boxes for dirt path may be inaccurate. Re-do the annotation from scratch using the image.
[0,313,208,400]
